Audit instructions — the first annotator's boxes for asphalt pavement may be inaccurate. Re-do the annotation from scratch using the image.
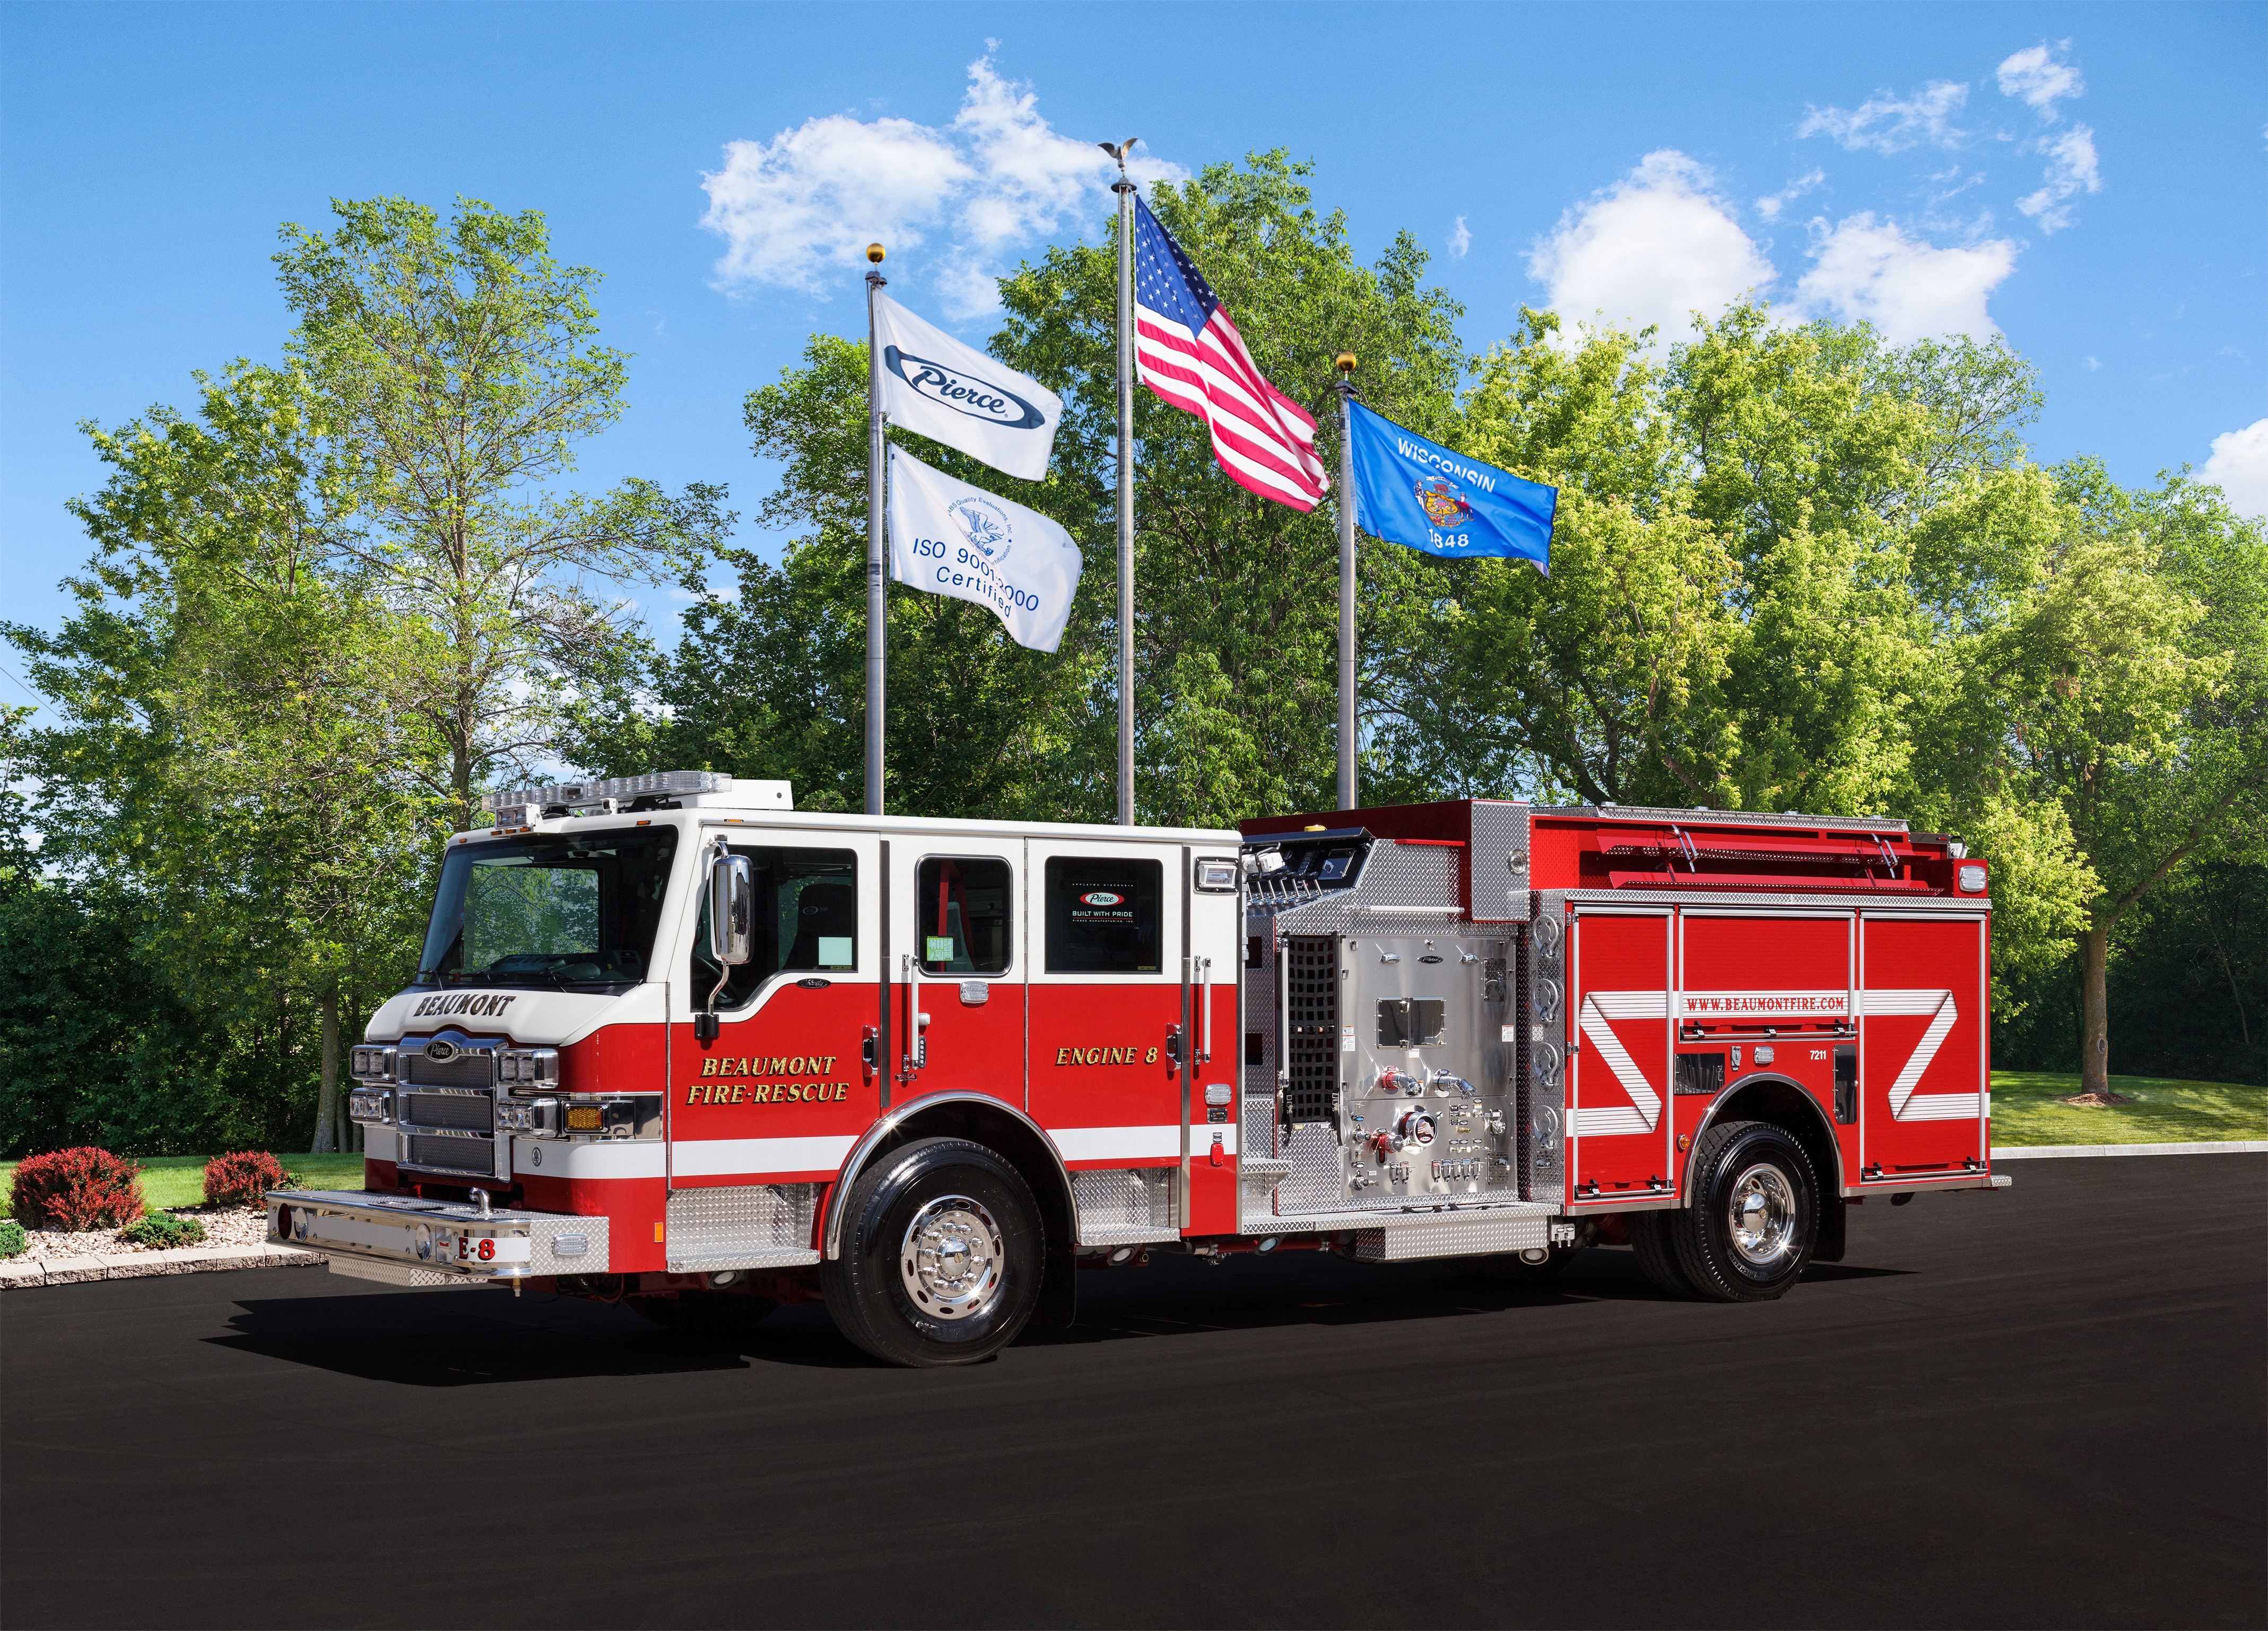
[4,1153,2262,1629]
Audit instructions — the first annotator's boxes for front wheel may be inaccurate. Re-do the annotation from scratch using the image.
[820,1137,1044,1367]
[1669,1120,1819,1302]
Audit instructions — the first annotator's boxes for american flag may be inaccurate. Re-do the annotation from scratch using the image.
[1132,196,1329,513]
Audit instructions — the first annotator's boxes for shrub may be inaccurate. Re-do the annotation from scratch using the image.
[117,1213,205,1250]
[9,1147,144,1230]
[204,1150,291,1208]
[0,1219,25,1257]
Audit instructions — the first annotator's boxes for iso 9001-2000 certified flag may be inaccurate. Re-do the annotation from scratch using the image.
[887,445,1084,652]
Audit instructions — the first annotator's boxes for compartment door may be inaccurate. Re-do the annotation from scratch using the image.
[1568,909,1673,1201]
[1859,914,1988,1181]
[889,841,1027,1110]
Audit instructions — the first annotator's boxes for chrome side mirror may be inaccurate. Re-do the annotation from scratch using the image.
[709,847,754,967]
[698,841,753,1043]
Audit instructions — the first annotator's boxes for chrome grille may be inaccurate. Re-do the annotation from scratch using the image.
[401,1092,493,1131]
[405,1134,496,1174]
[404,1050,492,1087]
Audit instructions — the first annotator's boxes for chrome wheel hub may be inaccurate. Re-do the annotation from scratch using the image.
[1726,1162,1797,1267]
[900,1195,1004,1322]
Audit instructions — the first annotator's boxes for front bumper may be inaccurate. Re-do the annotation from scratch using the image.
[267,1190,611,1287]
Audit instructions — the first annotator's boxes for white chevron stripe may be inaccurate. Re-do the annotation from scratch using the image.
[1862,988,1967,1121]
[1578,992,1663,1134]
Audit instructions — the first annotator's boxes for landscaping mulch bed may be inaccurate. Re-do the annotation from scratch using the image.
[12,1205,271,1261]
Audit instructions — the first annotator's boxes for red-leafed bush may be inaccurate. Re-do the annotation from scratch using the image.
[203,1150,291,1209]
[10,1147,145,1230]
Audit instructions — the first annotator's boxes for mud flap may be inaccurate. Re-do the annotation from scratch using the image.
[1814,1194,1847,1264]
[1038,1241,1078,1328]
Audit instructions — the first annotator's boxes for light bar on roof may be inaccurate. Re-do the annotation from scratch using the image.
[481,770,731,817]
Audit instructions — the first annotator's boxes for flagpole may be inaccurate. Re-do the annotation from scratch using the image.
[864,242,887,817]
[1111,144,1138,827]
[1335,352,1358,812]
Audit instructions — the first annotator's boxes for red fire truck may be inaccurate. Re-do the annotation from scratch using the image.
[270,771,2007,1366]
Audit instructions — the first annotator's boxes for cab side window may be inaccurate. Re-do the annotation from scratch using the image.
[917,857,1012,974]
[691,846,858,1009]
[1045,857,1163,973]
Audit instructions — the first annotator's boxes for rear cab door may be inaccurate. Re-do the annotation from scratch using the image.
[1025,837,1186,1187]
[889,838,1026,1107]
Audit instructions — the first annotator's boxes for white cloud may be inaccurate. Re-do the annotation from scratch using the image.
[1996,42,2084,117]
[699,57,1183,314]
[1529,151,1775,340]
[1791,213,2018,342]
[2200,419,2268,519]
[2015,123,2101,233]
[1756,169,1825,222]
[1447,215,1471,258]
[1798,81,1970,154]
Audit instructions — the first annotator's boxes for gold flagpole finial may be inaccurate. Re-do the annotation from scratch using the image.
[866,242,886,265]
[1335,353,1357,375]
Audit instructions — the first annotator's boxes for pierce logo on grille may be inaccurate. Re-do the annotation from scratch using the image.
[424,1040,459,1064]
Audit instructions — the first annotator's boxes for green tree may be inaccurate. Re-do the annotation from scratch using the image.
[1941,463,2267,1097]
[6,364,439,1151]
[275,195,731,827]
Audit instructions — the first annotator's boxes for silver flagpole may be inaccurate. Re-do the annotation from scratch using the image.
[1334,352,1358,811]
[1108,139,1139,827]
[864,243,888,816]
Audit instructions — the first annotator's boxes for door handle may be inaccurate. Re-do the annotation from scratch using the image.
[1194,955,1212,1064]
[900,954,929,1077]
[1165,1024,1184,1072]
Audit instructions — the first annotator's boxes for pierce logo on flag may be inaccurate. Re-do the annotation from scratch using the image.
[871,294,1062,482]
[885,347,1049,431]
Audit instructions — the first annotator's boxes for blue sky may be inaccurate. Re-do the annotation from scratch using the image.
[2,0,2262,675]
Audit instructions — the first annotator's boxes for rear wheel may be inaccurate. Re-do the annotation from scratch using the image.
[1669,1120,1818,1302]
[821,1137,1044,1367]
[1628,1211,1698,1298]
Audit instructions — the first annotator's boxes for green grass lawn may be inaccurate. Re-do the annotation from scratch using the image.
[0,1152,368,1216]
[1992,1071,2268,1146]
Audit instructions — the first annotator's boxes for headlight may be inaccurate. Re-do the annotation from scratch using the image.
[349,1046,397,1084]
[494,1099,558,1137]
[346,1089,392,1126]
[497,1048,560,1086]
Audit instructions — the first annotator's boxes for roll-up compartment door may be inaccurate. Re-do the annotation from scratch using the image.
[1569,910,1673,1201]
[1860,915,1988,1179]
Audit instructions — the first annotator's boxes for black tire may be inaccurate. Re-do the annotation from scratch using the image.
[628,1291,780,1333]
[1457,1248,1577,1283]
[820,1137,1044,1367]
[1628,1211,1699,1298]
[1668,1119,1819,1302]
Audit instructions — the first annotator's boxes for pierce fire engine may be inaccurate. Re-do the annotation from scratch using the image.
[270,771,2007,1366]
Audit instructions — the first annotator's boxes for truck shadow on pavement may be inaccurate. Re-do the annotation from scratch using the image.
[205,1249,1911,1384]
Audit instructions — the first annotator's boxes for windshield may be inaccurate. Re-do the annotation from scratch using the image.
[418,827,679,990]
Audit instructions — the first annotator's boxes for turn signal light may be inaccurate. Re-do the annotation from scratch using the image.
[566,1106,603,1131]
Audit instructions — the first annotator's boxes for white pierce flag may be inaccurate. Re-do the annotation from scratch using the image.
[873,293,1062,481]
[888,446,1083,652]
